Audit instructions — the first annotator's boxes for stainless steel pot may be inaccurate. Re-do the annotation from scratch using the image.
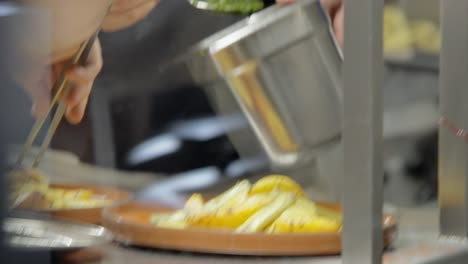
[182,0,342,172]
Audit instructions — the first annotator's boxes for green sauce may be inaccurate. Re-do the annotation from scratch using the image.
[192,0,264,14]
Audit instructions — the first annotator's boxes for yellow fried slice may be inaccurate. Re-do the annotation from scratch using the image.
[266,215,340,234]
[44,188,65,200]
[59,199,113,209]
[295,198,317,215]
[235,192,296,233]
[184,193,204,214]
[265,202,341,234]
[295,198,342,224]
[188,193,272,229]
[251,175,304,196]
[151,211,188,229]
[183,180,251,229]
[61,189,94,200]
[200,179,251,214]
[315,205,342,224]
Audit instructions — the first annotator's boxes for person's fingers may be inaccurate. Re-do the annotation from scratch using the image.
[64,39,102,108]
[64,83,87,106]
[320,0,344,25]
[333,4,344,47]
[320,0,342,11]
[65,40,102,86]
[64,70,94,108]
[320,0,344,48]
[61,39,102,124]
[13,39,100,123]
[65,95,89,125]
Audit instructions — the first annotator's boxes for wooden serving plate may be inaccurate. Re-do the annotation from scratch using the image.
[102,202,398,256]
[19,184,131,224]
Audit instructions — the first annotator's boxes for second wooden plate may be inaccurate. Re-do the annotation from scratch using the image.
[19,183,131,224]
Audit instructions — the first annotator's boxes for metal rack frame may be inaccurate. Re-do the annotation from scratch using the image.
[342,0,468,263]
[342,0,384,263]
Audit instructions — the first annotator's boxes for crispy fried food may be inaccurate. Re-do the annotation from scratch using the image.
[184,193,204,213]
[150,211,188,229]
[189,193,272,229]
[265,200,341,234]
[235,192,296,233]
[150,175,342,235]
[250,175,304,196]
[201,179,251,214]
[44,188,112,209]
[8,168,113,210]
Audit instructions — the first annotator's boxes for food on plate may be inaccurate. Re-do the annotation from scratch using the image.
[40,188,113,209]
[8,168,113,210]
[235,192,295,233]
[8,168,49,207]
[190,193,273,229]
[150,211,189,229]
[383,5,441,58]
[410,20,440,54]
[150,175,342,234]
[265,199,341,234]
[251,174,304,196]
[384,5,414,59]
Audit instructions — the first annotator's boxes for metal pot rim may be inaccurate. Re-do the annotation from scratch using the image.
[169,0,331,84]
[192,0,324,56]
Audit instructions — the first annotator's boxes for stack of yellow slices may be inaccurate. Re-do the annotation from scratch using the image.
[150,175,342,234]
[41,188,113,209]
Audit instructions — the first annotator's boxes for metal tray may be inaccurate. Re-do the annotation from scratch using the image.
[3,217,113,251]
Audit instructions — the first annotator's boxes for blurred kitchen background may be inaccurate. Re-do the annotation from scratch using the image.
[3,0,442,207]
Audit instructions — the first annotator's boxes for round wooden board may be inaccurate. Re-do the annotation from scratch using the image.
[19,184,131,224]
[102,202,398,256]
